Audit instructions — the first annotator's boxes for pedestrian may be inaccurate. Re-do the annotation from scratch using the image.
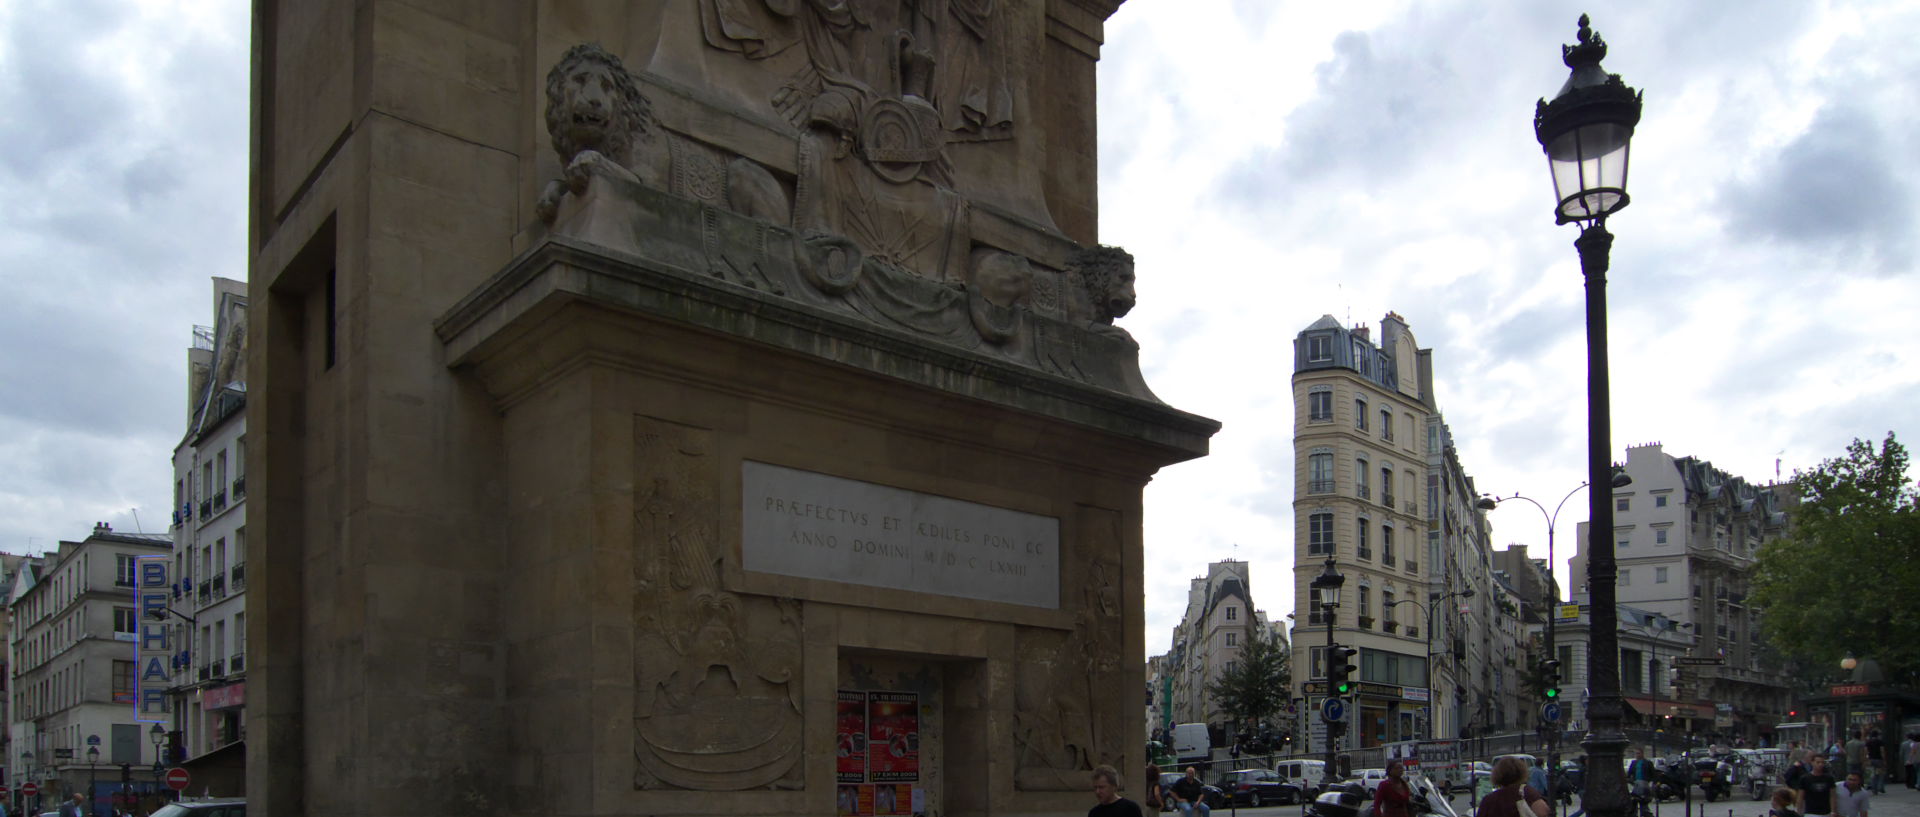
[1846,731,1868,788]
[58,794,85,817]
[1903,733,1920,790]
[1769,787,1801,817]
[1796,755,1839,817]
[1863,730,1885,794]
[1091,765,1148,817]
[1170,766,1211,817]
[1832,772,1870,817]
[1376,761,1414,817]
[1788,741,1809,771]
[1144,763,1165,811]
[1627,748,1656,817]
[1476,757,1549,817]
[1529,759,1550,800]
[1828,741,1849,780]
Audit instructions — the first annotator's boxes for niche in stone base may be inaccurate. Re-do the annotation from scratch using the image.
[834,653,990,817]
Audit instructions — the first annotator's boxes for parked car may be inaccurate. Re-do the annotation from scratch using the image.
[1220,768,1304,807]
[1160,772,1227,812]
[152,800,247,817]
[1356,768,1388,793]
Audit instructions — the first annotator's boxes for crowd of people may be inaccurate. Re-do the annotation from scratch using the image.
[1092,728,1920,817]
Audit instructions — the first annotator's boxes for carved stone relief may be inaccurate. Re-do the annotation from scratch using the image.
[632,417,805,791]
[1011,507,1128,790]
[533,42,1161,404]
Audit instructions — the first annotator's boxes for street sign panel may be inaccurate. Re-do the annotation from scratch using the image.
[22,782,38,796]
[1556,604,1581,620]
[1674,657,1723,666]
[86,734,101,746]
[1321,697,1348,723]
[1542,702,1563,723]
[165,767,191,791]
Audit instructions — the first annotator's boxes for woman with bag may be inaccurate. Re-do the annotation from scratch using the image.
[1144,764,1166,811]
[1475,757,1550,817]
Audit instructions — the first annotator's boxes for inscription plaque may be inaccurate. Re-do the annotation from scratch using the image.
[742,461,1060,609]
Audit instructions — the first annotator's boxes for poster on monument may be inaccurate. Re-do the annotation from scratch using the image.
[874,783,911,815]
[837,784,863,816]
[867,692,920,782]
[838,690,869,782]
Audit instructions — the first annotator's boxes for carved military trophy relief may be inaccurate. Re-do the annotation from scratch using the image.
[530,11,1163,402]
[631,419,804,791]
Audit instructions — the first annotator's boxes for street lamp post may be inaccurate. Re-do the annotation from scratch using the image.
[1388,588,1476,741]
[1534,14,1643,817]
[1311,558,1346,787]
[1480,477,1627,817]
[87,745,100,817]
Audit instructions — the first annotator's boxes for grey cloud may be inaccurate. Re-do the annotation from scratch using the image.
[1718,104,1914,273]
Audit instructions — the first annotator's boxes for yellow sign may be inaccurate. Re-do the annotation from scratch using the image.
[1557,604,1581,620]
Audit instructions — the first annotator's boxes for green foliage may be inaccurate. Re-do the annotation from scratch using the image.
[1206,628,1292,726]
[1752,433,1920,687]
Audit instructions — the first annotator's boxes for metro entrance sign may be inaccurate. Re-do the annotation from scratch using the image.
[165,767,191,792]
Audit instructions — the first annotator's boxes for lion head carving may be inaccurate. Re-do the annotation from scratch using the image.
[545,43,652,168]
[1068,244,1136,325]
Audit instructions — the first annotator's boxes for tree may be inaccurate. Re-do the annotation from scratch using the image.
[1751,432,1920,687]
[1207,628,1292,730]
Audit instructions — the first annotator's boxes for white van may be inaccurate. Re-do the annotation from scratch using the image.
[1275,759,1329,795]
[1172,723,1211,763]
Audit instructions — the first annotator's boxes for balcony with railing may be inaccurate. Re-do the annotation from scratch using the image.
[1308,479,1334,495]
[231,563,246,591]
[232,475,245,498]
[199,500,212,518]
[1383,492,1396,509]
[1383,620,1399,634]
[1358,616,1374,629]
[212,492,227,512]
[1357,547,1372,560]
[1357,485,1370,500]
[211,658,226,677]
[230,653,245,673]
[212,574,227,598]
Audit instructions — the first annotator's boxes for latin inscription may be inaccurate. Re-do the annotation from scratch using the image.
[742,461,1060,608]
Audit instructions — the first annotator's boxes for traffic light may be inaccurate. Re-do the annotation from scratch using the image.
[1329,645,1358,695]
[1539,658,1562,700]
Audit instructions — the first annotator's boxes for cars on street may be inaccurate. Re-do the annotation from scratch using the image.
[1219,768,1304,807]
[152,800,247,817]
[1159,772,1227,812]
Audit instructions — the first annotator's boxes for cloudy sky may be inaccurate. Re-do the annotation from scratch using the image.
[1102,1,1920,656]
[0,1,1914,652]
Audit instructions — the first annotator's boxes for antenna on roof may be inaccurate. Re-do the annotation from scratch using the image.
[130,507,143,533]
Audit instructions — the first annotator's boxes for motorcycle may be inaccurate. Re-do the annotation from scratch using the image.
[1692,755,1731,802]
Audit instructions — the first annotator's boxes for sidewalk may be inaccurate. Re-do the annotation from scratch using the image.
[1570,785,1920,817]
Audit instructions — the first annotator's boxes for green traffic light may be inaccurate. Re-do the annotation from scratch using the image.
[1336,682,1351,694]
[1544,687,1559,699]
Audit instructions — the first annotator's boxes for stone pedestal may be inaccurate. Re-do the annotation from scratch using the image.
[248,2,1214,814]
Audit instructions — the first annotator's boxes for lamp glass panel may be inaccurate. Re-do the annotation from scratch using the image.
[1320,585,1340,607]
[1547,122,1633,221]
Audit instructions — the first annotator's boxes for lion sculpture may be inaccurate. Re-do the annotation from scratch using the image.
[1065,244,1137,329]
[535,43,658,225]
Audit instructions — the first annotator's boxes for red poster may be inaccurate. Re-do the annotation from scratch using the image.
[837,691,868,783]
[867,691,920,782]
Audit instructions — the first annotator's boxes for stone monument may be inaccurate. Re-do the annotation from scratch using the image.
[247,2,1215,815]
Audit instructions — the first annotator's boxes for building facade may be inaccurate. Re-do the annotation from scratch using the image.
[6,524,173,807]
[165,277,250,773]
[1569,442,1794,743]
[1290,313,1508,749]
[1153,560,1286,732]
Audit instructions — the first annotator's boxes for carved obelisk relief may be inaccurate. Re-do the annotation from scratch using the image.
[632,417,804,791]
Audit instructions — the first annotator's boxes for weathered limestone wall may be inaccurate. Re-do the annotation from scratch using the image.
[248,2,1209,815]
